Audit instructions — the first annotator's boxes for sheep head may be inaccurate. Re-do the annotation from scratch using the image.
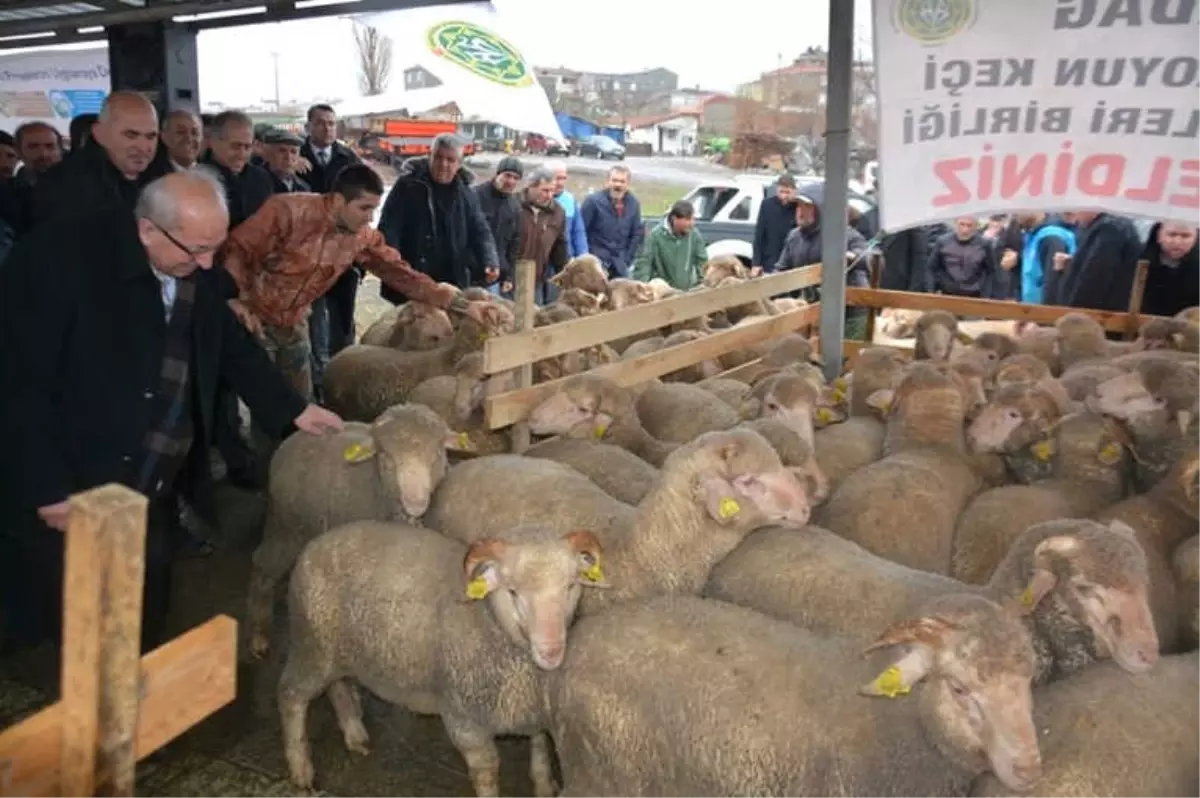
[1138,317,1200,353]
[875,361,974,448]
[913,309,960,361]
[556,287,607,317]
[745,373,818,447]
[455,302,516,354]
[701,254,747,287]
[848,347,909,417]
[1087,359,1198,433]
[858,593,1041,793]
[549,253,609,294]
[671,427,811,529]
[527,374,634,437]
[462,528,607,671]
[369,403,457,520]
[967,381,1066,454]
[761,333,822,369]
[607,278,657,310]
[1010,519,1159,676]
[392,302,454,350]
[536,303,579,327]
[1053,313,1108,366]
[992,354,1053,388]
[452,352,518,423]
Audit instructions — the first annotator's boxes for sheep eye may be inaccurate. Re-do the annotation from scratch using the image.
[1006,409,1022,421]
[1152,396,1167,408]
[947,679,969,697]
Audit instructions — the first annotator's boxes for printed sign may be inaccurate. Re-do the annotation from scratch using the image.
[427,20,535,89]
[0,47,109,134]
[873,0,1199,230]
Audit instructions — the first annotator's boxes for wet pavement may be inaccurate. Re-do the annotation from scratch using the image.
[0,480,536,797]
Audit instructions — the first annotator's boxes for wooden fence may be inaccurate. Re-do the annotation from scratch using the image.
[0,484,237,797]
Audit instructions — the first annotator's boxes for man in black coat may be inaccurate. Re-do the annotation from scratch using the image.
[262,128,311,194]
[377,134,498,302]
[1058,212,1142,311]
[753,174,797,275]
[1140,221,1199,318]
[0,169,341,659]
[472,155,521,292]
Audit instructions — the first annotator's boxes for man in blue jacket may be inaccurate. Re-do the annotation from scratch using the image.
[551,161,588,258]
[1014,212,1075,304]
[581,165,643,277]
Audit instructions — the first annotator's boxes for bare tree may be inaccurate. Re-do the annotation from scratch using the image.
[354,22,393,96]
[850,33,878,150]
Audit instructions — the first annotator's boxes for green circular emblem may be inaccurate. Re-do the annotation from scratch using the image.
[427,20,534,88]
[894,0,975,44]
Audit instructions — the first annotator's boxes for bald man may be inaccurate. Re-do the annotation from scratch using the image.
[0,169,341,658]
[29,90,170,229]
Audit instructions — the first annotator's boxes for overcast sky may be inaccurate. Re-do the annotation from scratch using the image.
[193,0,876,107]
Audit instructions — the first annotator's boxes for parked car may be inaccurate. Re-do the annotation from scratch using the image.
[577,134,626,160]
[545,137,571,156]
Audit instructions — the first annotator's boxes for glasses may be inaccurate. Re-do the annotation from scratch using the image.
[151,219,219,269]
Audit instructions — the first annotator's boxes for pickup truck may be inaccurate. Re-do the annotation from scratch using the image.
[654,174,879,267]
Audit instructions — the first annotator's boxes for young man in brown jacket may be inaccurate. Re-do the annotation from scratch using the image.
[221,163,492,401]
[516,167,569,304]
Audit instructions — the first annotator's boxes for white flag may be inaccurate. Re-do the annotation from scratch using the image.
[351,2,562,139]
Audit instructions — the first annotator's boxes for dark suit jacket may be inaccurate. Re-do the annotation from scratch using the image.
[299,139,360,193]
[0,207,307,526]
[29,140,170,229]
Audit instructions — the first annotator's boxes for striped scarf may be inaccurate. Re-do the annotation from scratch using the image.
[136,275,197,498]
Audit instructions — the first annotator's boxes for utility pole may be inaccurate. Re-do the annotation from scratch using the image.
[272,52,281,110]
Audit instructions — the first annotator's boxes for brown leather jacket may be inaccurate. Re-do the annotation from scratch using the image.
[222,193,454,327]
[518,195,568,281]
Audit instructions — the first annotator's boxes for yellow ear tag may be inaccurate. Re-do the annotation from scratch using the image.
[718,497,741,519]
[592,422,608,439]
[456,431,471,449]
[1031,439,1055,462]
[1019,586,1036,608]
[833,377,849,393]
[739,402,752,420]
[343,441,375,463]
[873,666,911,699]
[816,407,835,424]
[465,577,489,600]
[477,330,490,343]
[1097,441,1122,465]
[582,561,604,583]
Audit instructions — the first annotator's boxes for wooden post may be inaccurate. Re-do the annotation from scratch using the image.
[511,259,537,453]
[1125,259,1150,340]
[862,251,884,344]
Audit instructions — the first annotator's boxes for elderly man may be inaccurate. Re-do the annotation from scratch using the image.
[549,160,588,258]
[516,167,568,304]
[0,121,62,235]
[580,164,643,278]
[162,109,202,172]
[263,128,311,194]
[31,91,169,226]
[223,163,494,399]
[201,110,274,230]
[473,154,521,293]
[378,133,499,302]
[0,169,340,659]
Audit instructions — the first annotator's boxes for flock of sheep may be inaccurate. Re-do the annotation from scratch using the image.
[242,253,1199,797]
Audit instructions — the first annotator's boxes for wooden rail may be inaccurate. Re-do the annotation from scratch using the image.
[0,484,237,797]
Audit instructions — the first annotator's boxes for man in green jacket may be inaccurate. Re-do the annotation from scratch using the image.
[631,199,708,290]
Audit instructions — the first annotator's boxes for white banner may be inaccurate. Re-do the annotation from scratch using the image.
[873,0,1200,231]
[351,2,562,139]
[0,47,109,135]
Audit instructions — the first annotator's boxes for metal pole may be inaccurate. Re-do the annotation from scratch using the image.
[272,52,281,110]
[818,0,855,380]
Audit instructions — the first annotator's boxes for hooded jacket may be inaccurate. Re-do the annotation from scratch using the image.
[773,182,869,284]
[632,218,709,290]
[377,156,499,299]
[555,190,589,258]
[1140,222,1199,317]
[1059,213,1142,311]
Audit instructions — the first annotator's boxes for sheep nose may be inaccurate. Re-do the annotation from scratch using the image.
[1010,755,1042,788]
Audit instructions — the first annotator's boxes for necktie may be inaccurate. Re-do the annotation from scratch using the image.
[318,150,329,166]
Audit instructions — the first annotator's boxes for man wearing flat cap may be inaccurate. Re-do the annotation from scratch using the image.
[262,128,311,194]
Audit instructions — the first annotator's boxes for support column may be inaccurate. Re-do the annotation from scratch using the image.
[106,21,201,114]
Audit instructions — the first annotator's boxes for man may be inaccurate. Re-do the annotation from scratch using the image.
[632,199,708,290]
[0,121,62,236]
[925,216,995,299]
[0,130,16,179]
[1014,211,1075,305]
[1057,212,1142,311]
[200,113,216,155]
[201,110,274,230]
[31,91,168,227]
[299,103,364,387]
[262,128,311,194]
[251,123,272,169]
[0,169,341,658]
[161,109,202,172]
[474,155,521,294]
[515,167,568,304]
[68,112,97,154]
[377,133,499,302]
[580,164,643,278]
[754,175,797,276]
[222,164,495,398]
[985,214,1028,300]
[549,160,588,258]
[1139,221,1198,318]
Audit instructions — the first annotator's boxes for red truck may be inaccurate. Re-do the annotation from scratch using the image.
[359,118,476,166]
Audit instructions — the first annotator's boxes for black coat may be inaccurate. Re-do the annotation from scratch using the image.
[200,154,275,231]
[29,139,170,229]
[299,139,360,194]
[1060,213,1143,311]
[878,227,931,292]
[0,207,307,529]
[472,180,520,281]
[377,157,498,298]
[754,195,796,270]
[1140,222,1200,318]
[271,172,312,194]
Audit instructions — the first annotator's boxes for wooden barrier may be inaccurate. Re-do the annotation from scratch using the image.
[0,484,237,797]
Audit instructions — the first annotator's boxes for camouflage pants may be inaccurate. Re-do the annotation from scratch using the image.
[259,319,313,402]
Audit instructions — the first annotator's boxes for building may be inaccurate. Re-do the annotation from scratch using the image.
[737,46,875,114]
[536,66,583,104]
[536,65,679,118]
[623,110,700,155]
[402,65,442,90]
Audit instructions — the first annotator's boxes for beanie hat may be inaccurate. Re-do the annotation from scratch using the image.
[496,155,523,178]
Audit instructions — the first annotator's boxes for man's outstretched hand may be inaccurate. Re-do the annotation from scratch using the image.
[295,404,343,435]
[464,300,495,328]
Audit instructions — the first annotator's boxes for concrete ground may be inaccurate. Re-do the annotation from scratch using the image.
[0,475,536,797]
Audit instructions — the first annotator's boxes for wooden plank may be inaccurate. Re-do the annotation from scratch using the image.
[0,616,238,798]
[861,252,884,344]
[845,287,1165,332]
[485,303,823,429]
[511,259,537,453]
[483,264,823,374]
[1124,259,1150,340]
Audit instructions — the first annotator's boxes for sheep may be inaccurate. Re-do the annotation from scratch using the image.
[324,304,515,422]
[1095,449,1200,652]
[816,361,982,573]
[278,521,608,794]
[708,517,1159,685]
[953,390,1131,585]
[969,652,1199,797]
[245,404,457,659]
[643,277,676,300]
[552,287,606,317]
[715,275,775,324]
[1176,305,1200,326]
[696,376,752,409]
[1014,321,1062,374]
[605,277,656,310]
[359,301,454,350]
[534,303,578,326]
[992,353,1054,388]
[620,331,723,384]
[407,352,513,455]
[426,428,811,615]
[524,437,659,506]
[545,592,1044,795]
[548,253,609,295]
[700,253,748,287]
[912,309,962,361]
[1173,536,1199,650]
[878,307,923,339]
[770,296,807,313]
[634,381,742,442]
[722,332,823,383]
[736,371,819,449]
[1139,316,1200,353]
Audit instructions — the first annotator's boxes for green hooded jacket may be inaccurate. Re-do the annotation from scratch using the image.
[631,219,709,290]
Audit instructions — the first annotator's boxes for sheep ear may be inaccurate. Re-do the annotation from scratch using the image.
[865,389,894,416]
[1176,410,1193,436]
[698,475,743,524]
[955,331,975,345]
[565,530,609,588]
[446,430,474,451]
[1010,568,1058,616]
[342,437,377,464]
[858,641,937,699]
[1179,457,1200,505]
[463,539,507,600]
[863,615,959,655]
